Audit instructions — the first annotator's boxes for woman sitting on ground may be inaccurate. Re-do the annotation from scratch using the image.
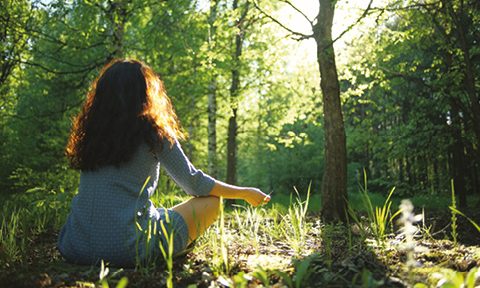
[58,59,270,267]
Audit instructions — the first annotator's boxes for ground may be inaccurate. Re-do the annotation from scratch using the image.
[0,208,479,288]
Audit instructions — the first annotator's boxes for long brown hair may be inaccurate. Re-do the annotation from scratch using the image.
[66,59,183,170]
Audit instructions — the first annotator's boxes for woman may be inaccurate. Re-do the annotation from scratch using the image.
[58,59,270,267]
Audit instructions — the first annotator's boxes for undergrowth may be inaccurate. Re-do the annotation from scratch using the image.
[0,183,479,287]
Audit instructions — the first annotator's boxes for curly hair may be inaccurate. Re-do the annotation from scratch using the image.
[66,59,184,171]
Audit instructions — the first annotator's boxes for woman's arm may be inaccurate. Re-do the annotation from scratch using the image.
[210,181,271,207]
[158,138,270,206]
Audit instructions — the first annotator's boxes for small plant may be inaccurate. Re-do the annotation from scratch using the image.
[415,267,480,288]
[271,255,314,288]
[208,196,231,277]
[449,181,480,236]
[352,170,401,244]
[218,196,230,275]
[252,266,270,286]
[158,210,174,288]
[450,180,458,246]
[232,205,262,254]
[281,184,311,256]
[134,176,153,270]
[0,207,26,264]
[397,199,422,284]
[449,206,480,232]
[98,260,129,288]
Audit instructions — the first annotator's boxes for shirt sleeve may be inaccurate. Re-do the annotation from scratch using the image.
[158,138,216,196]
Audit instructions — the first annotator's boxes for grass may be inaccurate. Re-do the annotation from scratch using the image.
[0,184,479,287]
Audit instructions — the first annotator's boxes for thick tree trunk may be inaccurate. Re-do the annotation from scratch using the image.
[314,0,347,222]
[456,15,480,150]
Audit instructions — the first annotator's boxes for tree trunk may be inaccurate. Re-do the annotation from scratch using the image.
[455,9,480,150]
[314,0,347,222]
[207,0,218,178]
[226,0,248,185]
[450,101,467,209]
[109,0,127,59]
[226,108,238,184]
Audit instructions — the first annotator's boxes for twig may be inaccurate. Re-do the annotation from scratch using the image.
[325,0,374,49]
[253,1,313,41]
[279,0,313,24]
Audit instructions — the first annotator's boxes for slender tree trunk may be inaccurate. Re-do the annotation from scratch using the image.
[208,77,218,177]
[226,0,248,185]
[314,0,347,222]
[399,158,404,183]
[109,0,127,59]
[226,108,238,184]
[207,0,218,178]
[450,103,467,209]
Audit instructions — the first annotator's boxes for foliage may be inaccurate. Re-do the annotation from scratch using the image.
[349,171,401,244]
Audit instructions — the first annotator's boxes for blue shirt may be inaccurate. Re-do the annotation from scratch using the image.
[57,139,215,267]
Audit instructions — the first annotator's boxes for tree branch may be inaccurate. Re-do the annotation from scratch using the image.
[323,0,374,50]
[253,1,313,41]
[369,1,441,12]
[279,0,313,24]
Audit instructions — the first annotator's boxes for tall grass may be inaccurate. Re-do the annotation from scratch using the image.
[158,210,174,288]
[450,180,458,246]
[280,185,311,256]
[449,181,480,234]
[0,207,26,264]
[350,170,400,244]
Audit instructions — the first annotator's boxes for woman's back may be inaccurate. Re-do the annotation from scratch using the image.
[58,143,160,267]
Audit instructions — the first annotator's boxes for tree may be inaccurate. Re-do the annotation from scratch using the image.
[226,0,252,185]
[207,0,219,178]
[314,0,347,222]
[254,0,372,222]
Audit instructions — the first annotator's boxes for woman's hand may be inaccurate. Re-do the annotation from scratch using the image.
[242,188,271,207]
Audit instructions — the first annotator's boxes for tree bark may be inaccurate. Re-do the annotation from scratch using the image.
[450,101,467,209]
[208,77,218,178]
[108,0,128,59]
[207,0,218,178]
[314,0,348,222]
[454,3,480,150]
[226,0,248,185]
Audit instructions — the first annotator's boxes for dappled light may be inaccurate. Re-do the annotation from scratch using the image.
[1,0,480,287]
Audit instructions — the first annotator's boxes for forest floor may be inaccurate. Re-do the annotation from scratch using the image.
[0,204,479,288]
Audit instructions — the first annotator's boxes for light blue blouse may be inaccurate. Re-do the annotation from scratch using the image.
[57,139,215,267]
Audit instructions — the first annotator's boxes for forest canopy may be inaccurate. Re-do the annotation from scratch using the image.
[0,0,479,208]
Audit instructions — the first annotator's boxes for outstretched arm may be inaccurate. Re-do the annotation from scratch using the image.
[159,138,270,207]
[210,181,271,207]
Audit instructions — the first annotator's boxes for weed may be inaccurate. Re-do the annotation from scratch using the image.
[449,206,480,233]
[232,205,262,254]
[0,207,26,264]
[218,196,230,275]
[98,260,129,288]
[158,209,174,288]
[252,266,270,286]
[450,180,458,246]
[270,255,314,288]
[350,170,400,245]
[397,199,422,284]
[281,185,311,256]
[416,267,480,288]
